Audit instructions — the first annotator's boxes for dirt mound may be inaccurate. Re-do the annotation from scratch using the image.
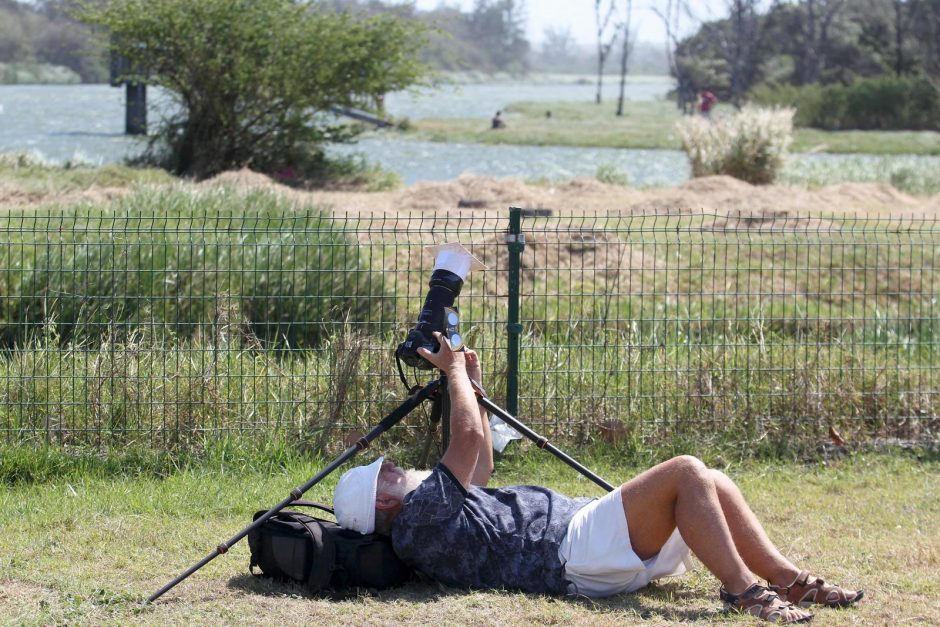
[679,175,755,195]
[199,168,283,191]
[919,193,940,213]
[397,175,548,211]
[706,209,838,232]
[818,182,919,208]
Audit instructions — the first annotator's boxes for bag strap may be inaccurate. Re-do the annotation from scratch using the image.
[287,500,335,518]
[277,510,336,589]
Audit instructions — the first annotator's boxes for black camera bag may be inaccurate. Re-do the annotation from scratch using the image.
[247,500,413,592]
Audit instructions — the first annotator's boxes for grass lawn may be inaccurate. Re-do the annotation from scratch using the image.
[0,154,173,194]
[406,100,940,156]
[0,452,935,625]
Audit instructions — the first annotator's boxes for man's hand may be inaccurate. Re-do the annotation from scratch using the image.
[417,332,466,375]
[464,348,483,389]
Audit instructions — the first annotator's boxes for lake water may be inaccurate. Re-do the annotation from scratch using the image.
[1,81,937,187]
[0,79,691,185]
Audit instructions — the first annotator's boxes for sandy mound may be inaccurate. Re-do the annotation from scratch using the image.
[919,194,940,213]
[199,168,284,191]
[679,175,755,195]
[706,209,838,232]
[817,182,919,208]
[3,167,936,220]
[398,175,549,211]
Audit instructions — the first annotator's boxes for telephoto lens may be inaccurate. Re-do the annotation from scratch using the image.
[396,243,485,370]
[396,269,462,369]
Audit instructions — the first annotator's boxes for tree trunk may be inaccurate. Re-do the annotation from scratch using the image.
[616,0,634,116]
[895,0,905,76]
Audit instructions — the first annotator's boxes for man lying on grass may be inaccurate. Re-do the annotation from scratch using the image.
[333,333,863,624]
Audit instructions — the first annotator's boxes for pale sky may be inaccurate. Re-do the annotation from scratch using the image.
[407,0,732,46]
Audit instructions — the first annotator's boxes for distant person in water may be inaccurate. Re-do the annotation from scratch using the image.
[491,110,506,129]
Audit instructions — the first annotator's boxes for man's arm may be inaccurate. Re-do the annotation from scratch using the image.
[417,333,482,490]
[464,348,493,487]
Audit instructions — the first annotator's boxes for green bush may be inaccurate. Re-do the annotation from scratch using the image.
[0,187,391,349]
[677,106,794,184]
[595,164,630,186]
[751,77,940,131]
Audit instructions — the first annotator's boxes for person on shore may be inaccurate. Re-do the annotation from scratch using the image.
[698,89,717,119]
[491,110,506,129]
[333,334,863,623]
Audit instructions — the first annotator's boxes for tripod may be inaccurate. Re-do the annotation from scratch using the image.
[147,375,614,604]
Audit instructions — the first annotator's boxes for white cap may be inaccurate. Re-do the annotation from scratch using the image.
[333,456,383,534]
[426,243,487,280]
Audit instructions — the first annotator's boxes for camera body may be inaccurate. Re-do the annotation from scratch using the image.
[396,243,484,370]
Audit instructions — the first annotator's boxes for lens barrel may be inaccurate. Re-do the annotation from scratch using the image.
[396,269,463,369]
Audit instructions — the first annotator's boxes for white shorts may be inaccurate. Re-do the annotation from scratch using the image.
[558,487,694,597]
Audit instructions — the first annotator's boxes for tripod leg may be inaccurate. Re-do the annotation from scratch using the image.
[419,390,443,467]
[471,383,615,493]
[146,377,442,604]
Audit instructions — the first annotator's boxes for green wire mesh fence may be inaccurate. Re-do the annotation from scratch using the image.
[0,198,936,453]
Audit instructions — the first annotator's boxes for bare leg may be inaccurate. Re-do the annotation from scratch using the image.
[620,455,754,594]
[710,470,801,588]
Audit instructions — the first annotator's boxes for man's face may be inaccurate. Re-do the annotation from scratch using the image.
[377,462,407,499]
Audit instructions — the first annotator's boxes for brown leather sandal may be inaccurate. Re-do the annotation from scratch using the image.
[720,583,814,623]
[769,571,864,608]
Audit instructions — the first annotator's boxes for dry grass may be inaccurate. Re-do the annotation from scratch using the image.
[0,454,935,625]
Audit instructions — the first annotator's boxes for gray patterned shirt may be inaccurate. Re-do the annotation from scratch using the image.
[390,464,594,594]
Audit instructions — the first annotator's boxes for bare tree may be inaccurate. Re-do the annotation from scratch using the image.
[911,0,940,80]
[615,0,636,116]
[719,0,761,107]
[653,0,696,113]
[891,0,915,76]
[593,0,620,104]
[794,0,846,84]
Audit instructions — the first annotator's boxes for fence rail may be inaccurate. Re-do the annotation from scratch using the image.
[0,198,936,454]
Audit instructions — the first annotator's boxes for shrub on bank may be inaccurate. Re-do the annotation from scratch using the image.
[751,76,940,131]
[0,187,391,349]
[677,106,794,184]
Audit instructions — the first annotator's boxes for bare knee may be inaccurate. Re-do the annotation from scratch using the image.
[710,468,740,496]
[709,468,728,483]
[669,455,710,481]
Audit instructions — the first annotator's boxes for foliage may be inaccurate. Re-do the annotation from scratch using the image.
[0,187,391,349]
[0,0,107,83]
[675,0,940,109]
[594,164,629,186]
[324,0,531,75]
[752,76,940,131]
[0,61,81,84]
[677,106,794,184]
[418,0,530,74]
[80,0,431,179]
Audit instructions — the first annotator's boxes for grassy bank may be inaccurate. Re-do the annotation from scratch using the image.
[0,154,173,194]
[406,100,940,156]
[0,152,400,197]
[0,451,934,625]
[780,154,940,195]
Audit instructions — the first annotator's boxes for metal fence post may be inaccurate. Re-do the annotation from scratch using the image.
[505,207,525,416]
